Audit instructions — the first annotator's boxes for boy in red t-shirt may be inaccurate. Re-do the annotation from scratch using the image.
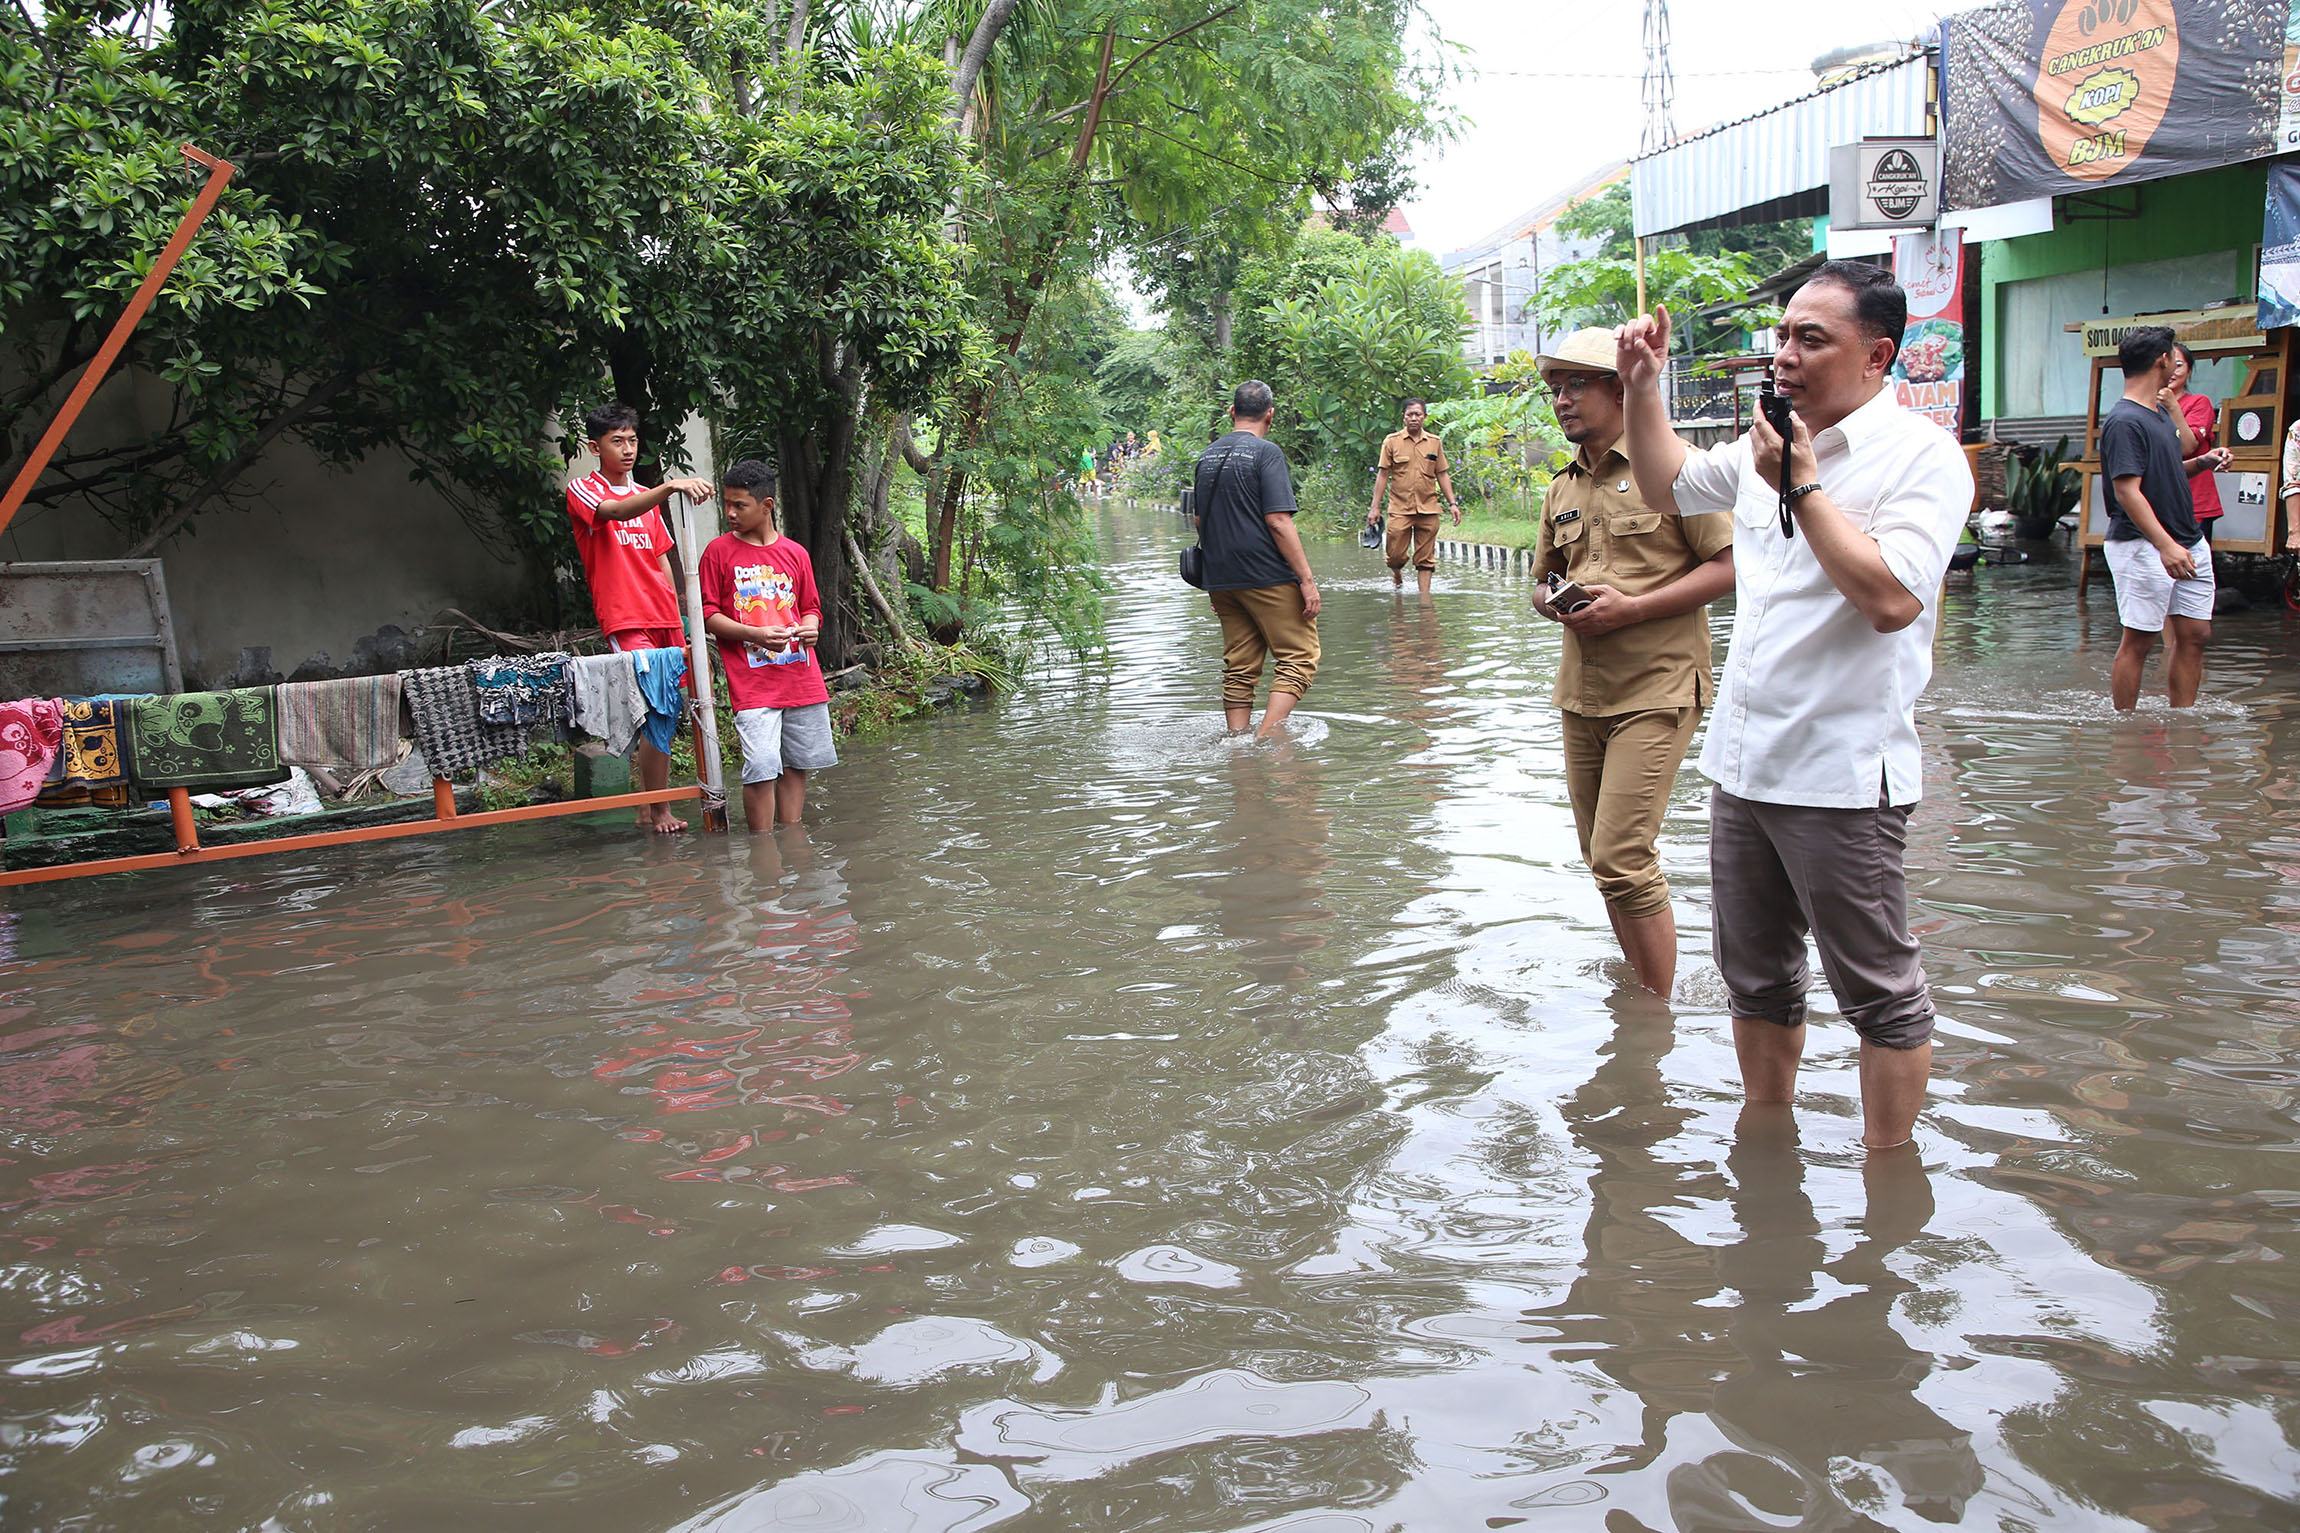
[698,460,837,830]
[567,403,714,832]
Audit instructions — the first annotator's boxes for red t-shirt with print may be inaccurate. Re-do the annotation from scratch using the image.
[698,531,829,712]
[567,471,682,634]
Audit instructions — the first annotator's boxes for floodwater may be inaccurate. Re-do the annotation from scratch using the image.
[5,503,2300,1532]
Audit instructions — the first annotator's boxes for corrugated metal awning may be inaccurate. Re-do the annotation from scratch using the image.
[1631,54,1935,239]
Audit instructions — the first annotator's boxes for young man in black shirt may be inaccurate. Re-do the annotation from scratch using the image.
[1193,380,1321,740]
[2099,325,2213,709]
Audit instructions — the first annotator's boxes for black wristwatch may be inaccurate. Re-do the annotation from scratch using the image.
[1784,482,1824,505]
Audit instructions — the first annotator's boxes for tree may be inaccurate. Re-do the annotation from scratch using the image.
[2,0,974,667]
[911,0,1446,599]
[1259,237,1473,491]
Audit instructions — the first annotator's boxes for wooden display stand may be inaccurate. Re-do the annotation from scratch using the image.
[2074,314,2291,593]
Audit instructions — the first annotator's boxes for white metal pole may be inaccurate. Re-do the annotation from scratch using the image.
[671,489,729,832]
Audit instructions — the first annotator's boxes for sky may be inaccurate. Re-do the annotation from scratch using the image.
[1400,0,1961,259]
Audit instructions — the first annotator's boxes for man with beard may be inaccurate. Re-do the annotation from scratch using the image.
[1530,328,1734,996]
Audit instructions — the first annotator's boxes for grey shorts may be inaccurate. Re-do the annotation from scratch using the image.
[734,703,837,784]
[1709,785,1934,1049]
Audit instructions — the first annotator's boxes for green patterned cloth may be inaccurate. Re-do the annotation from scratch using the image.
[126,689,288,790]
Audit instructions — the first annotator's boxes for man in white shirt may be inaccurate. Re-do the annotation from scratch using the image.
[1614,262,1972,1150]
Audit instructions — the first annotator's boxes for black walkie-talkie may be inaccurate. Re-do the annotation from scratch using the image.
[1758,372,1797,540]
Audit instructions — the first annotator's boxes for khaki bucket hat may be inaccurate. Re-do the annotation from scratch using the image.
[1531,327,1620,375]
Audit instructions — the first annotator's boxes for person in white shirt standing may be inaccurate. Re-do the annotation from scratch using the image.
[1614,262,1972,1151]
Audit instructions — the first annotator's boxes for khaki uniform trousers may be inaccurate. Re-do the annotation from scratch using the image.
[1385,512,1441,572]
[1210,583,1320,706]
[1560,706,1700,920]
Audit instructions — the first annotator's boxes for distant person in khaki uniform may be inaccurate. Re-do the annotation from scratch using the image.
[1368,399,1463,594]
[1530,328,1734,996]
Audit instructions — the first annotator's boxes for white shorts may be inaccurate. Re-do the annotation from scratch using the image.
[2104,536,2214,632]
[733,703,837,784]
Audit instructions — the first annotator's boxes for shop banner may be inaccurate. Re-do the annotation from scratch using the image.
[1892,229,1965,434]
[2261,159,2300,328]
[1942,0,2283,211]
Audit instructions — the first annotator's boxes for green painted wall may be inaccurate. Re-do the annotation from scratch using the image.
[1977,160,2268,418]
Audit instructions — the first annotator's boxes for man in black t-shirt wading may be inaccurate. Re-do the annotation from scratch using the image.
[1193,380,1321,740]
[2099,325,2214,709]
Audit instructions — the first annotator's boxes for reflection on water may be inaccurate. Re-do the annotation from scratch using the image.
[5,505,2300,1529]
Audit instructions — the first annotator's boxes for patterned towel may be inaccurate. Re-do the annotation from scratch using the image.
[277,675,404,771]
[468,653,571,726]
[0,700,64,814]
[33,698,134,808]
[125,690,287,791]
[567,652,645,756]
[630,647,688,754]
[59,698,129,787]
[402,666,525,778]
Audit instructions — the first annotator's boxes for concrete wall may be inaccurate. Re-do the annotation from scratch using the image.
[3,365,544,687]
[1977,162,2269,420]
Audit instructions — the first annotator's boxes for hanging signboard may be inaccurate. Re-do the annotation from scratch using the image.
[1828,139,1942,229]
[1941,0,2282,211]
[2260,159,2300,328]
[1891,228,1965,433]
[2075,306,2269,354]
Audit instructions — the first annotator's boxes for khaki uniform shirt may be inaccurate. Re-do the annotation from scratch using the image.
[1378,430,1450,517]
[1533,442,1734,717]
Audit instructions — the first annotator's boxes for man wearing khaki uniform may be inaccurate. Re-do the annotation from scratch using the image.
[1368,399,1463,594]
[1531,329,1734,995]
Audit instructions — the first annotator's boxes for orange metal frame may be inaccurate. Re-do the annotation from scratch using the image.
[0,782,705,889]
[0,146,238,542]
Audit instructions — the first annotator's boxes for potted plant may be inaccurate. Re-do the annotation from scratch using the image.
[2008,435,2081,540]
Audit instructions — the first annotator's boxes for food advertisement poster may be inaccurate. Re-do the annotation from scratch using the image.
[1892,228,1965,433]
[1942,0,2283,211]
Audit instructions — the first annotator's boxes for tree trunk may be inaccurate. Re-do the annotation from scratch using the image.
[607,331,668,483]
[776,353,864,669]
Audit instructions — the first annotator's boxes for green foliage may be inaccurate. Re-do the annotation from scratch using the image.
[2008,436,2080,533]
[1426,355,1566,516]
[915,0,1450,614]
[1554,179,1632,261]
[1536,243,1769,346]
[2,0,972,613]
[1259,238,1473,496]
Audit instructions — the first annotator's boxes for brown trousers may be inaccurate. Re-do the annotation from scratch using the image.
[1385,512,1440,571]
[1560,706,1701,919]
[1709,786,1935,1049]
[1210,584,1320,706]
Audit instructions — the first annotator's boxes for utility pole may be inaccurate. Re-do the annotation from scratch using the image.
[1639,0,1675,156]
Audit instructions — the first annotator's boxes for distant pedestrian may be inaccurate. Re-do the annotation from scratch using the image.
[1195,381,1320,740]
[1368,399,1463,594]
[1616,263,1972,1151]
[2168,343,2232,541]
[1530,328,1734,996]
[2102,326,2213,709]
[567,402,715,835]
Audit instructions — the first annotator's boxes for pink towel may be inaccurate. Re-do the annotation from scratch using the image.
[0,700,64,814]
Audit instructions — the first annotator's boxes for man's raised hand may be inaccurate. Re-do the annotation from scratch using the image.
[1614,304,1672,391]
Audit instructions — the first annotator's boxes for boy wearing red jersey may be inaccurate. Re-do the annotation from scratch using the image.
[567,403,713,832]
[698,461,837,829]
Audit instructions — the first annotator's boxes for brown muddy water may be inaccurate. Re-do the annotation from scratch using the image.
[5,502,2300,1531]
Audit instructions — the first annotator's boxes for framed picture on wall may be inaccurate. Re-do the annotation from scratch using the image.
[2220,394,2281,455]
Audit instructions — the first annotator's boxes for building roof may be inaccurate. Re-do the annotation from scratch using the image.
[1443,162,1630,268]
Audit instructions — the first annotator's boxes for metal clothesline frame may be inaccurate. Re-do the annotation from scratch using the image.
[0,144,731,890]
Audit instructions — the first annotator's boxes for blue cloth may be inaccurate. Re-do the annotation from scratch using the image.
[630,647,687,753]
